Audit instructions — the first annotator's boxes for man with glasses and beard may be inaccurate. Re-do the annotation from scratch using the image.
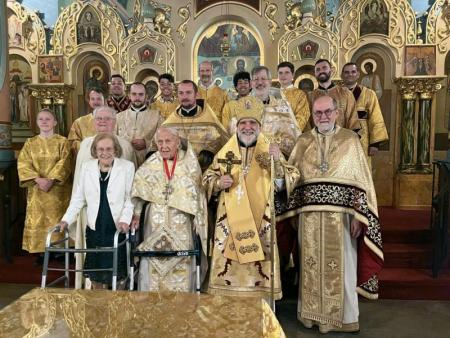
[284,95,383,333]
[203,98,299,300]
[310,59,360,133]
[116,82,163,165]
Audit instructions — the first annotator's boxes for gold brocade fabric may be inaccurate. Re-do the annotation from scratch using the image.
[132,147,208,291]
[221,99,239,133]
[17,135,72,253]
[354,86,389,167]
[198,85,229,120]
[67,114,96,154]
[261,95,301,156]
[162,104,229,156]
[299,211,345,327]
[116,108,164,165]
[309,86,360,132]
[0,288,285,338]
[202,133,296,299]
[280,87,311,132]
[150,96,179,119]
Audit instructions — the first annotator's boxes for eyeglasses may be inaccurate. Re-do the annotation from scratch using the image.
[313,109,336,118]
[95,117,115,122]
[252,77,270,82]
[96,147,115,153]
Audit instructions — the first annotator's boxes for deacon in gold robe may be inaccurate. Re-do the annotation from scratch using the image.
[281,96,384,333]
[116,82,164,165]
[251,66,301,157]
[342,63,389,168]
[278,61,310,131]
[221,71,252,133]
[68,88,105,155]
[162,80,229,171]
[131,127,207,292]
[310,59,360,132]
[71,106,136,289]
[198,61,229,121]
[18,109,72,255]
[203,102,299,299]
[150,73,179,119]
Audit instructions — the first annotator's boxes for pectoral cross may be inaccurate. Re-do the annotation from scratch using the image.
[218,151,241,192]
[163,183,173,202]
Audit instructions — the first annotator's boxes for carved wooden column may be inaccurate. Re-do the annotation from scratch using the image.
[394,77,444,208]
[28,85,74,136]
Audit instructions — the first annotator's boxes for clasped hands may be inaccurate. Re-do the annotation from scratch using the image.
[35,177,55,192]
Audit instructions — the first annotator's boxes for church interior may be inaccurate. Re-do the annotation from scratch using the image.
[0,0,450,336]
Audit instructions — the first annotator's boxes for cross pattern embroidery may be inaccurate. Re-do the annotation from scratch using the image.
[218,151,241,192]
[328,260,338,271]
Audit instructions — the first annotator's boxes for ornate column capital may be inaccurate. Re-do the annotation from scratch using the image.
[28,84,74,103]
[394,76,445,97]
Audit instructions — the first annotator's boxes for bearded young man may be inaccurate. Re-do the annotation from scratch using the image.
[203,98,299,300]
[310,59,360,133]
[115,82,163,165]
[106,74,131,112]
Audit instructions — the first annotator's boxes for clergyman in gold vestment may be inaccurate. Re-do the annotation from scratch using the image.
[131,127,207,292]
[282,96,383,334]
[18,109,72,254]
[203,101,298,299]
[341,63,389,168]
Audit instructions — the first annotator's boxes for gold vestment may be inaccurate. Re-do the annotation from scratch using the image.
[281,86,311,132]
[162,103,229,157]
[354,85,389,167]
[198,85,229,121]
[67,114,96,155]
[150,96,179,119]
[261,95,301,156]
[284,126,384,328]
[310,85,360,131]
[18,135,72,253]
[116,107,163,165]
[203,133,299,299]
[221,99,240,134]
[132,147,207,292]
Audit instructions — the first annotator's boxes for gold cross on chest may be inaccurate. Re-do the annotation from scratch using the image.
[218,151,241,192]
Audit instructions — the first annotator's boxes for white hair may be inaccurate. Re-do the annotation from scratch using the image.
[154,126,180,141]
[93,106,117,118]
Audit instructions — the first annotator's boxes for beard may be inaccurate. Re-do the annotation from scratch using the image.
[132,101,144,108]
[253,86,269,100]
[237,130,258,146]
[317,71,331,83]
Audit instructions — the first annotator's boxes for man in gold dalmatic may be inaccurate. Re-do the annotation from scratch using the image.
[277,61,310,132]
[162,80,229,171]
[150,73,179,119]
[203,99,298,299]
[283,96,384,333]
[310,59,360,132]
[131,127,207,292]
[197,61,229,121]
[341,62,389,168]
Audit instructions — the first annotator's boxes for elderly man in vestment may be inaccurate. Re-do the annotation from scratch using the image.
[116,82,164,165]
[131,127,207,291]
[310,59,360,133]
[162,80,229,171]
[106,74,131,112]
[150,73,179,119]
[278,61,310,132]
[68,88,105,155]
[221,71,252,133]
[283,96,383,333]
[71,106,136,288]
[342,63,389,168]
[203,100,298,299]
[197,61,229,121]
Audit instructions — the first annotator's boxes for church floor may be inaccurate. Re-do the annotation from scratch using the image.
[1,283,449,337]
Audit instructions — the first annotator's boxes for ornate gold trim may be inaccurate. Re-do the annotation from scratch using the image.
[194,1,262,19]
[394,76,445,96]
[29,84,74,101]
[264,1,279,41]
[427,0,450,53]
[7,1,47,62]
[177,2,191,43]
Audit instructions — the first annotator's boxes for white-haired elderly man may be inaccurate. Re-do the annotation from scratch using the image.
[71,105,136,289]
[131,126,207,292]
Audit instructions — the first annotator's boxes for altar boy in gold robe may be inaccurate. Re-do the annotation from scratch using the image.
[18,109,72,259]
[282,96,384,333]
[203,99,298,299]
